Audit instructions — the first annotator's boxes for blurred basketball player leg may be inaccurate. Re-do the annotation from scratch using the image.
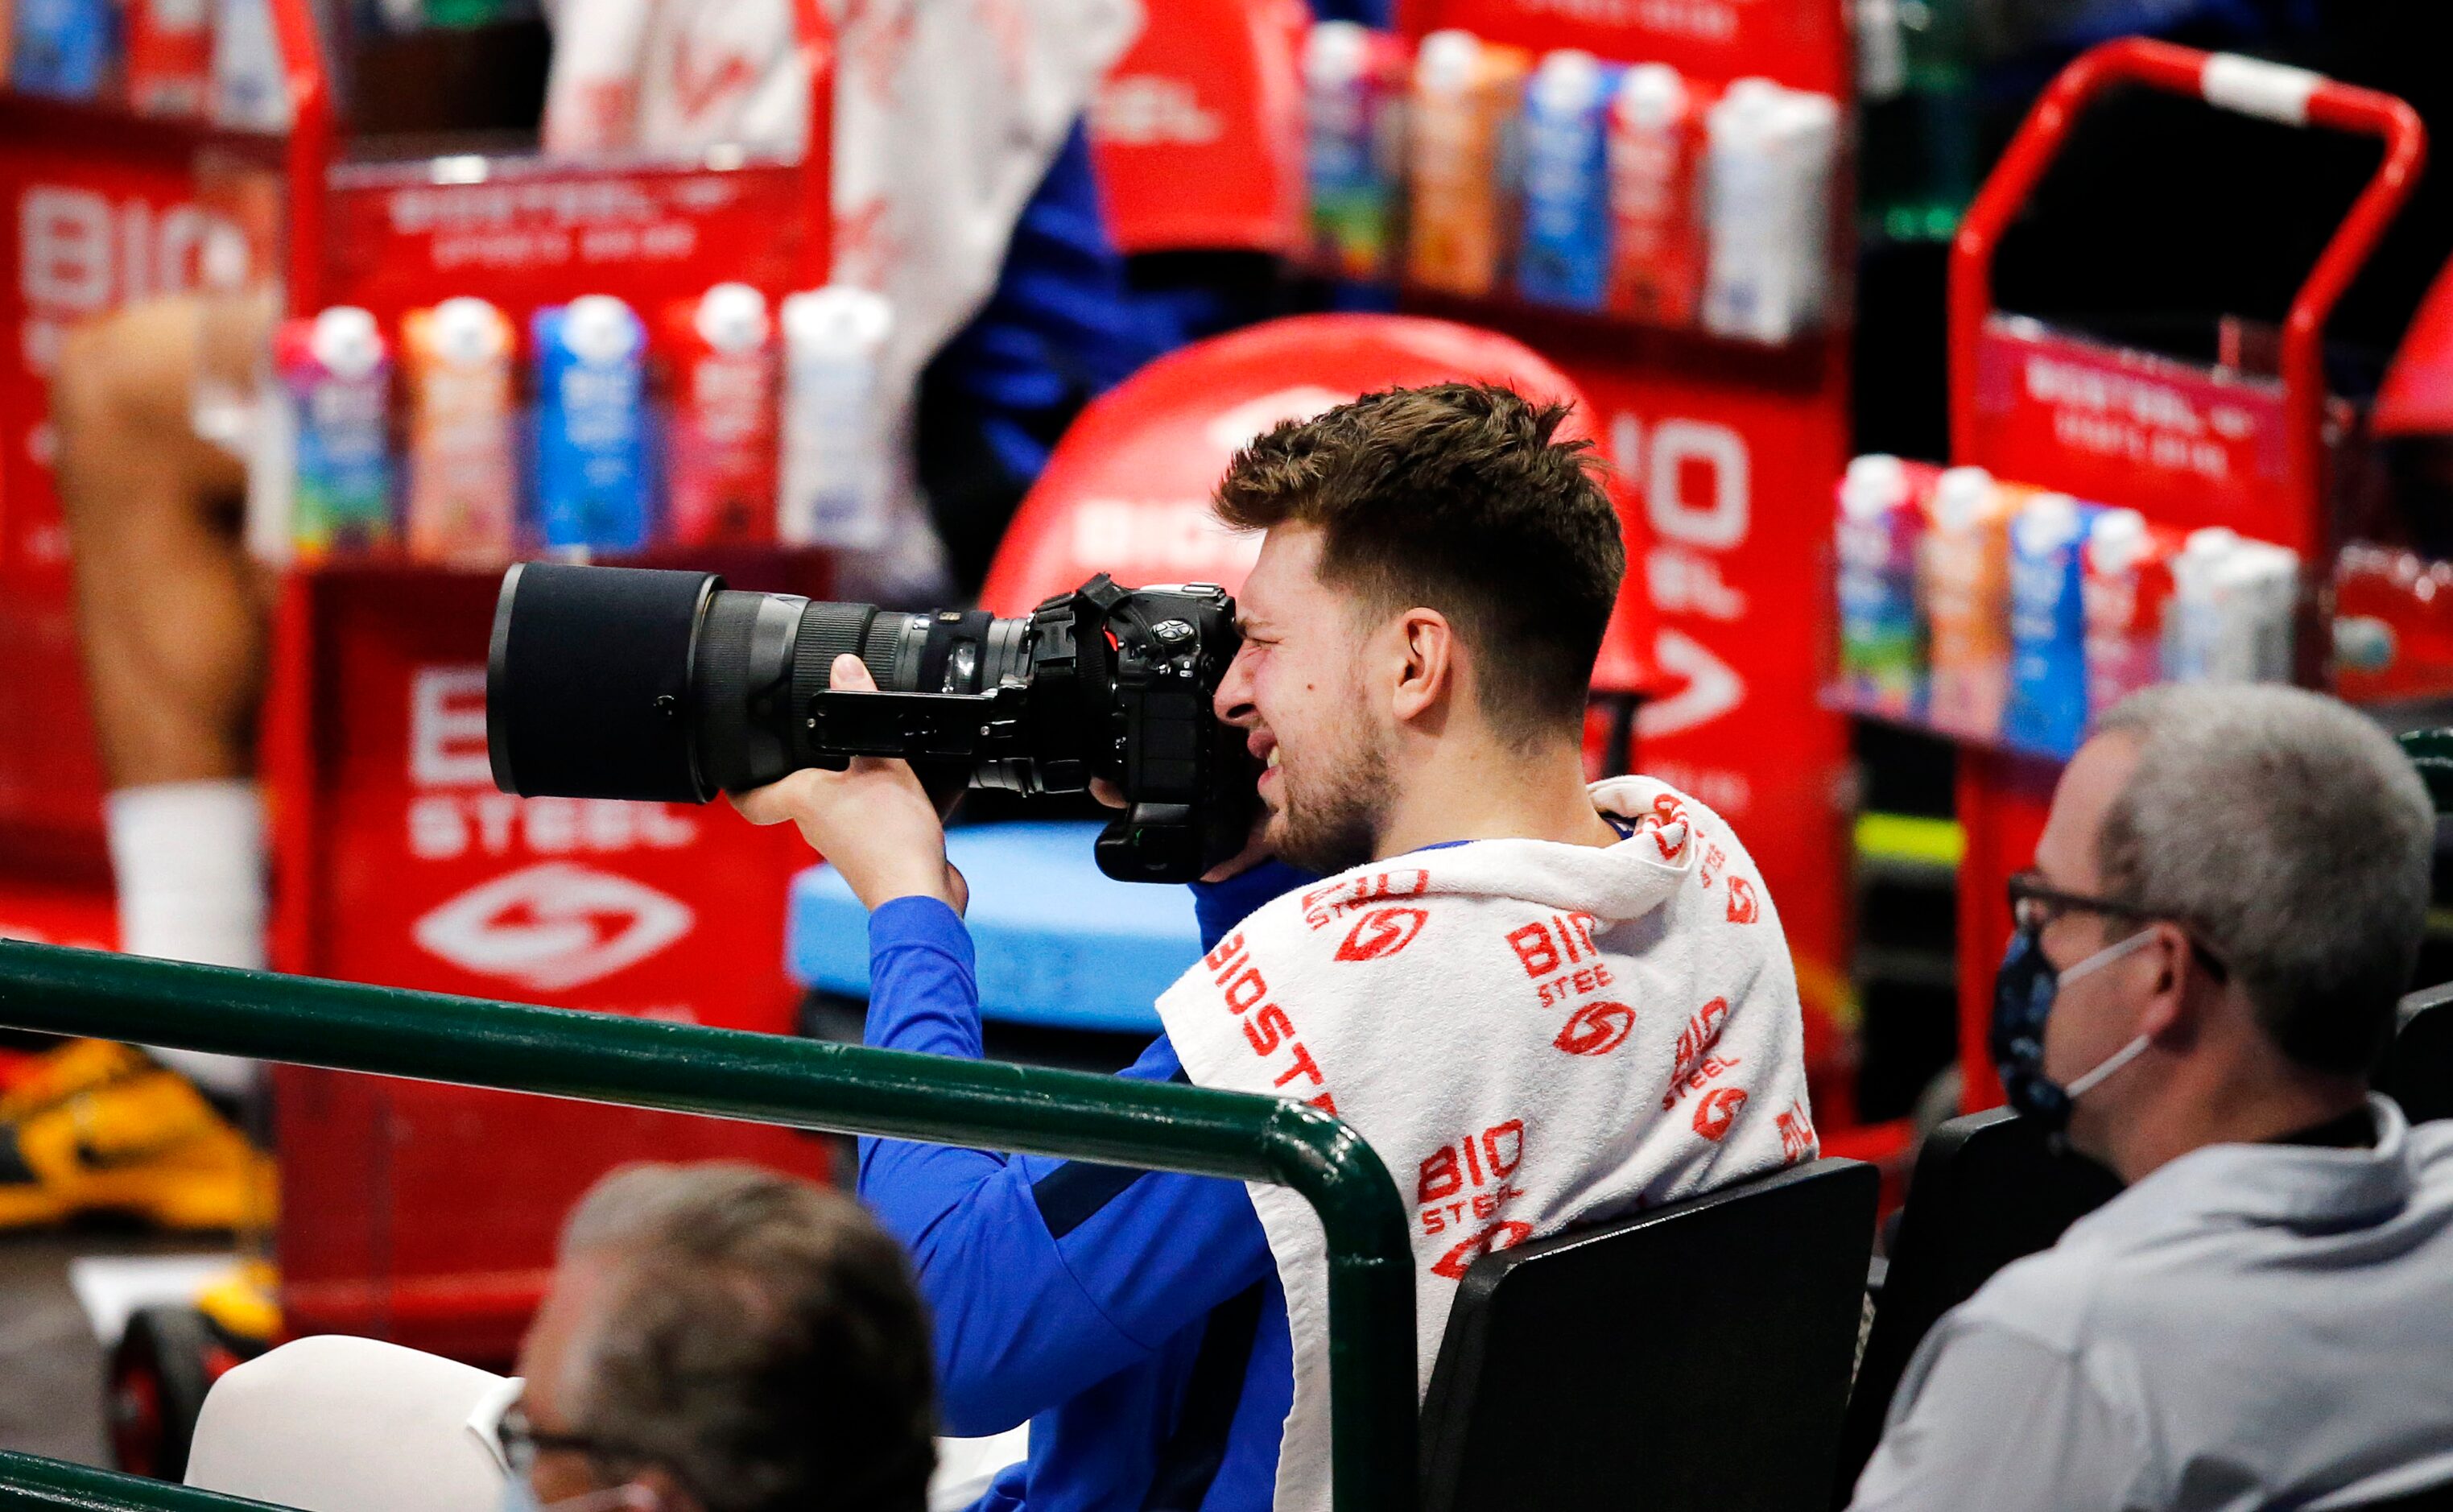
[50,291,277,1104]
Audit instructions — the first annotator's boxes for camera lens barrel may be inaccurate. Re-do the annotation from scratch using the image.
[487,564,1248,882]
[693,588,819,795]
[487,562,718,804]
[489,565,1039,805]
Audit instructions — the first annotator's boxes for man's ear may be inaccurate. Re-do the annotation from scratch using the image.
[2137,922,2203,1051]
[1387,608,1457,726]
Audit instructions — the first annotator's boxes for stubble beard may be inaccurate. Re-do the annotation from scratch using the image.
[1269,726,1393,878]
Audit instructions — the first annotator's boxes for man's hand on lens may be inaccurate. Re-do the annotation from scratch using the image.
[1089,777,1272,884]
[732,655,969,914]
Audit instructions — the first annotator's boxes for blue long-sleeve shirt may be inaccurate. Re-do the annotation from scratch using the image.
[858,862,1314,1511]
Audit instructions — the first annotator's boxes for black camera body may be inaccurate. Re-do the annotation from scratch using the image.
[485,564,1254,883]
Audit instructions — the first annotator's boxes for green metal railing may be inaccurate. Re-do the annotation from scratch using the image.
[0,1458,283,1512]
[0,940,1419,1512]
[2398,727,2453,813]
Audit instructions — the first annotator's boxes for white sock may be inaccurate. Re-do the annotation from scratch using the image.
[105,779,266,1100]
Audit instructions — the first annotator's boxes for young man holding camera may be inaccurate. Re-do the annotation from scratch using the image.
[739,382,1813,1511]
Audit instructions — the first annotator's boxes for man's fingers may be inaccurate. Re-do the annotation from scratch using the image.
[730,769,820,827]
[729,787,787,827]
[831,653,877,692]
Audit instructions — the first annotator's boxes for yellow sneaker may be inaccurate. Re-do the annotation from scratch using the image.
[0,1039,275,1231]
[194,1258,282,1349]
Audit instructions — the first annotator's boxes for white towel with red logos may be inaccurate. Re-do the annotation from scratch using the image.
[1154,776,1816,1512]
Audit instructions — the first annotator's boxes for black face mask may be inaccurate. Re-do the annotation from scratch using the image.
[1992,926,2071,1131]
[1991,924,2156,1134]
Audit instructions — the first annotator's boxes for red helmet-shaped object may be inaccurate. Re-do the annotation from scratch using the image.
[2377,255,2453,440]
[979,314,1659,719]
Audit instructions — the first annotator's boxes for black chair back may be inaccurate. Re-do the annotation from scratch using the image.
[2299,1478,2453,1511]
[2385,985,2453,1126]
[1419,1158,1879,1512]
[1831,1109,2123,1505]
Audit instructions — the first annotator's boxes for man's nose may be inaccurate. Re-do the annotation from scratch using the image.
[1215,646,1257,727]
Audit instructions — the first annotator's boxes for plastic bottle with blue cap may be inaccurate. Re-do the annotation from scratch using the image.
[532,295,652,556]
[2004,490,2099,754]
[1517,48,1616,312]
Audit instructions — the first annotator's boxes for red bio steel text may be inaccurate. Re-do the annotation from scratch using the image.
[1509,912,1634,1056]
[1776,1099,1817,1164]
[1203,933,1335,1115]
[1419,1120,1533,1279]
[1508,912,1601,979]
[1661,997,1740,1109]
[1300,870,1430,932]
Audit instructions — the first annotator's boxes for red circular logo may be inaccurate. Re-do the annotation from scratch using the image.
[1725,877,1759,925]
[1334,907,1429,962]
[1554,1000,1636,1056]
[1692,1085,1749,1142]
[1431,1220,1535,1279]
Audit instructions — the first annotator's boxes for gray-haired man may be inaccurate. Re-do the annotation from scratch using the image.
[1851,685,2453,1511]
[502,1163,936,1512]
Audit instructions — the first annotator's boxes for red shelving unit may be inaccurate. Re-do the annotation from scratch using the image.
[4,2,848,1377]
[1937,38,2426,1108]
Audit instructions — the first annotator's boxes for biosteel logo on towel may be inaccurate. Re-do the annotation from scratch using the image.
[1554,1000,1636,1056]
[1333,907,1428,962]
[1692,1085,1749,1142]
[1662,997,1743,1110]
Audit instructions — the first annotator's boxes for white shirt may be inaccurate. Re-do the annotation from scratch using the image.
[1851,1096,2453,1511]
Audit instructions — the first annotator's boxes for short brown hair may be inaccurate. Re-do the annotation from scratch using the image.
[1213,382,1623,739]
[562,1164,935,1512]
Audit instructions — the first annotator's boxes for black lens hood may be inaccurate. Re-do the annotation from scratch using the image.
[487,562,721,804]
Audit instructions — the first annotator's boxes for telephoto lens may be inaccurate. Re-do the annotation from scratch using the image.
[485,563,1254,882]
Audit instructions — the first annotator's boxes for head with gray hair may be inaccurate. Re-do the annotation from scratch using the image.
[2092,684,2434,1076]
[521,1163,935,1512]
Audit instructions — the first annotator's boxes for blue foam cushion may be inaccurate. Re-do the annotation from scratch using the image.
[787,821,1198,1033]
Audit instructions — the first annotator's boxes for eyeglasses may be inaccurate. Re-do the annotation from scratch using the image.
[495,1399,622,1477]
[2006,871,2166,932]
[2005,871,2230,980]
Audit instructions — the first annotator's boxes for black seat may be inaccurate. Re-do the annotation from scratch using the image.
[1419,1158,1880,1512]
[2385,984,2453,1126]
[1831,1109,2123,1505]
